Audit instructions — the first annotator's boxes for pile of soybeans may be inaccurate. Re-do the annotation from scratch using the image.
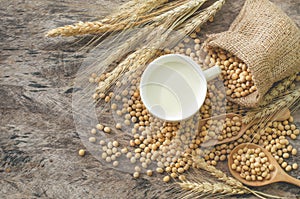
[231,147,274,181]
[203,46,256,98]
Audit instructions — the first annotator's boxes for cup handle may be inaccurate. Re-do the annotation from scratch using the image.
[203,65,221,82]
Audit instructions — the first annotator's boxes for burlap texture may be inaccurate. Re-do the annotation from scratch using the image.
[205,0,300,107]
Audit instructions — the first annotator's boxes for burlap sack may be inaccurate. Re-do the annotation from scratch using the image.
[204,0,300,108]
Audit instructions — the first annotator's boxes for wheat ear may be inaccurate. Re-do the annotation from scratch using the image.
[94,25,173,95]
[243,87,300,124]
[161,0,225,51]
[134,0,170,15]
[153,0,208,28]
[96,27,153,74]
[46,0,169,37]
[179,0,225,35]
[177,180,248,199]
[96,47,160,95]
[192,156,246,188]
[259,74,297,106]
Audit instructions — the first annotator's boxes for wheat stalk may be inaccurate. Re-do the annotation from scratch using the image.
[96,27,153,74]
[94,0,226,94]
[95,47,160,95]
[153,0,208,28]
[178,0,225,35]
[191,156,282,199]
[138,0,188,21]
[134,0,170,15]
[46,21,121,37]
[160,0,225,54]
[46,0,170,37]
[259,74,297,106]
[46,0,224,39]
[243,87,300,124]
[170,164,249,199]
[192,156,245,189]
[156,0,225,49]
[45,17,153,37]
[177,180,248,199]
[159,0,225,54]
[46,0,216,38]
[95,27,173,95]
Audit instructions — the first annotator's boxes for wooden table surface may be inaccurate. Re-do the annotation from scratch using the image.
[0,0,299,198]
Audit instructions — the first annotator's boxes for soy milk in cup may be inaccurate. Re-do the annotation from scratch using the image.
[140,54,221,121]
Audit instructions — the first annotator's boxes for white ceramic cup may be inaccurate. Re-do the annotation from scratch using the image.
[140,54,221,121]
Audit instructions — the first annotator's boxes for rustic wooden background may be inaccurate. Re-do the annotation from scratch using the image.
[0,0,299,198]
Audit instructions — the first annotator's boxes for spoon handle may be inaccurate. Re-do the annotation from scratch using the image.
[281,173,300,187]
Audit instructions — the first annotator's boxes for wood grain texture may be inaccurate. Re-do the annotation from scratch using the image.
[0,0,299,198]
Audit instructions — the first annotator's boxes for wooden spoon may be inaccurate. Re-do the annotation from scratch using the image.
[200,108,291,147]
[228,143,300,187]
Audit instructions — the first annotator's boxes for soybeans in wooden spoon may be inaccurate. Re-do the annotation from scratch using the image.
[228,143,300,187]
[199,108,290,147]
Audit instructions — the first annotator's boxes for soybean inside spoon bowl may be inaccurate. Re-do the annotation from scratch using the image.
[200,108,291,147]
[228,143,300,187]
